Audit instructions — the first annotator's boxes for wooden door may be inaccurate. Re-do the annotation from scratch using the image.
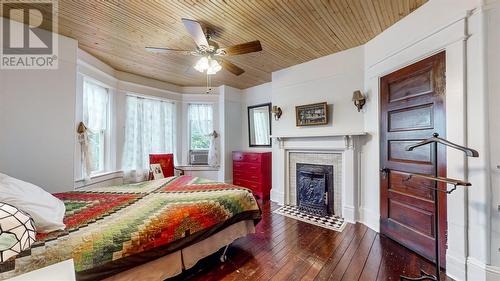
[380,52,446,266]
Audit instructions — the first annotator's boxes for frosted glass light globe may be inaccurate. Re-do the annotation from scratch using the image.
[194,57,209,72]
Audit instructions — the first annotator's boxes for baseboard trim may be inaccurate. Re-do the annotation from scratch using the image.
[466,257,500,281]
[359,207,379,232]
[342,205,356,223]
[270,190,284,205]
[486,264,500,280]
[446,253,467,281]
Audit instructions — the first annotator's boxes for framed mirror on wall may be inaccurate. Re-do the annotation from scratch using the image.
[248,103,272,147]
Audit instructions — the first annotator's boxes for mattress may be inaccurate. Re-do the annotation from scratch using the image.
[0,176,261,281]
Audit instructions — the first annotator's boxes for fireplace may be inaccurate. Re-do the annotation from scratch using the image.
[276,135,364,223]
[296,163,334,216]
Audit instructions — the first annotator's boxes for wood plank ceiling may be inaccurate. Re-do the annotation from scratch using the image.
[3,0,428,89]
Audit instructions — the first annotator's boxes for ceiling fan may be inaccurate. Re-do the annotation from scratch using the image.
[145,18,262,76]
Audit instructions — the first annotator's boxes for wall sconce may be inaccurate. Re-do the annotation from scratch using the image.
[271,105,282,120]
[352,90,366,112]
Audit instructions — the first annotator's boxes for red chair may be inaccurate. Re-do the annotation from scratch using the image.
[149,154,174,178]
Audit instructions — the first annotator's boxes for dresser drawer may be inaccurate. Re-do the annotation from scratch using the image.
[233,162,261,173]
[233,178,263,193]
[233,170,263,182]
[233,152,262,163]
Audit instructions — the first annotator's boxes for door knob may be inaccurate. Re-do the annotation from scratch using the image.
[380,168,390,179]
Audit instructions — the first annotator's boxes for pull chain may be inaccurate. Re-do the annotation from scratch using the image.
[205,73,213,94]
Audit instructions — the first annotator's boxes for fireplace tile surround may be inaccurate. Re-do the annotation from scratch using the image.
[272,133,364,223]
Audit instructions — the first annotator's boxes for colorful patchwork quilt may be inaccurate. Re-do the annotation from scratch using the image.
[0,176,261,280]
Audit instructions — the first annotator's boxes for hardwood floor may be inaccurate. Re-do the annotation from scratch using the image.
[170,200,451,281]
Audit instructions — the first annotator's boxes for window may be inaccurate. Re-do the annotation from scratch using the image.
[188,104,213,151]
[83,80,109,174]
[122,95,175,180]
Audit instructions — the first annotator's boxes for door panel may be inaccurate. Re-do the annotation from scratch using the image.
[388,199,434,236]
[388,140,432,164]
[389,171,434,200]
[388,104,434,132]
[388,67,433,102]
[380,51,446,266]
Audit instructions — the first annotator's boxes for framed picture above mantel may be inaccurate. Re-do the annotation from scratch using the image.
[295,102,328,127]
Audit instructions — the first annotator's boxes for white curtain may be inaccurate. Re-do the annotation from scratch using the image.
[81,80,108,179]
[78,132,93,180]
[122,95,176,182]
[189,104,218,167]
[83,81,108,132]
[253,109,270,144]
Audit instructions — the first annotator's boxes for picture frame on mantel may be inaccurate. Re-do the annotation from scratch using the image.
[295,102,328,126]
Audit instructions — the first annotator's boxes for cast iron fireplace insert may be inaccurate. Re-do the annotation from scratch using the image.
[296,163,334,216]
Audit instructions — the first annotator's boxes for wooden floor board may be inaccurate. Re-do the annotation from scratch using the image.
[340,230,377,281]
[169,200,452,281]
[358,235,383,281]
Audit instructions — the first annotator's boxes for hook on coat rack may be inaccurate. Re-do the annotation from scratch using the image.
[402,173,471,194]
[406,133,479,157]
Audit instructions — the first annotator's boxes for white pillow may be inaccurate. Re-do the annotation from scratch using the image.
[0,173,66,233]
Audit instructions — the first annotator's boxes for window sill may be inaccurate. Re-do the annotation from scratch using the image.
[176,165,219,171]
[74,170,123,188]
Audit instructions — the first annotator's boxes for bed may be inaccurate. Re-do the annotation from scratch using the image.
[0,176,262,281]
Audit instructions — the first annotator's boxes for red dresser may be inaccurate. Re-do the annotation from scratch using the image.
[232,151,272,199]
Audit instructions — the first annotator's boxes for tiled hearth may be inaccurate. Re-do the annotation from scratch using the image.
[289,152,343,216]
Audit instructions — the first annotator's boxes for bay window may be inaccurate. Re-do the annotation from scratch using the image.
[188,104,213,151]
[188,104,214,165]
[122,95,176,181]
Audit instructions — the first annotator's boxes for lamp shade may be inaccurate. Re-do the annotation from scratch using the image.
[194,57,209,72]
[0,203,36,262]
[352,90,364,101]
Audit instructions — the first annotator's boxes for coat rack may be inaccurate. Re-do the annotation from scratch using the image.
[400,133,478,281]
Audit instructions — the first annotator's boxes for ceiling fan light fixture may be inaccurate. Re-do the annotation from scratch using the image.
[195,56,222,75]
[194,56,209,72]
[148,19,262,78]
[209,59,221,74]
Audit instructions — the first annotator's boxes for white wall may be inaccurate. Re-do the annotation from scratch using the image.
[486,0,500,269]
[238,47,366,205]
[271,46,365,137]
[0,23,78,193]
[219,86,243,182]
[241,82,272,152]
[267,45,365,209]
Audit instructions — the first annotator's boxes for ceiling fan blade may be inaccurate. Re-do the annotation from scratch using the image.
[145,47,192,55]
[220,59,245,76]
[219,40,262,56]
[181,18,209,49]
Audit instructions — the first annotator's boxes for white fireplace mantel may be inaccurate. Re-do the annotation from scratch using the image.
[271,132,367,149]
[270,132,367,139]
[271,133,367,223]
